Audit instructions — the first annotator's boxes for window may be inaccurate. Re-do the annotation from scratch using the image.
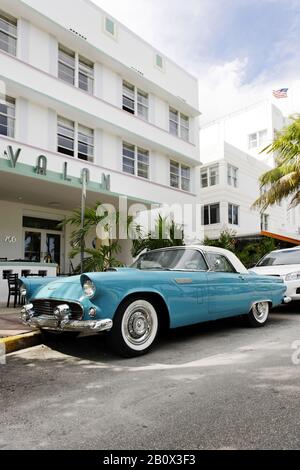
[57,117,75,157]
[122,81,149,120]
[155,54,164,69]
[137,89,149,121]
[122,142,135,175]
[137,147,149,179]
[0,95,15,137]
[209,165,219,186]
[261,213,269,231]
[123,81,135,115]
[169,108,179,136]
[202,204,220,225]
[228,203,239,225]
[58,45,75,85]
[227,164,238,187]
[78,125,94,162]
[201,165,219,188]
[57,116,94,161]
[122,142,149,179]
[58,45,94,94]
[78,56,94,94]
[170,161,180,189]
[201,168,208,188]
[105,17,115,36]
[180,114,190,142]
[0,10,17,56]
[169,107,190,141]
[206,252,236,273]
[181,165,191,192]
[170,161,191,192]
[248,129,268,149]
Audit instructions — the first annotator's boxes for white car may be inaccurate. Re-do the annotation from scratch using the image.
[250,246,300,301]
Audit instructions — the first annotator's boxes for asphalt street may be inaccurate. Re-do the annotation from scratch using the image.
[1,304,300,450]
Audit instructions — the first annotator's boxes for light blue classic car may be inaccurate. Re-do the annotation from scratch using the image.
[20,246,289,357]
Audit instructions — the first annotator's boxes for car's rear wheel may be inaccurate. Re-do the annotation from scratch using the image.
[246,301,270,327]
[109,297,159,357]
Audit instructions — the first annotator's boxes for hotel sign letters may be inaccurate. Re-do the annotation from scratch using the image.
[4,145,111,192]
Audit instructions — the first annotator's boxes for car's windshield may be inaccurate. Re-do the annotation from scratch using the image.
[257,249,300,266]
[132,249,208,271]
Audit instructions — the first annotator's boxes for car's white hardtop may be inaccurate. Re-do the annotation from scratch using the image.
[150,245,248,274]
[192,245,248,274]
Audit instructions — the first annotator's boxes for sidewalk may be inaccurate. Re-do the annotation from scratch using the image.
[0,304,41,353]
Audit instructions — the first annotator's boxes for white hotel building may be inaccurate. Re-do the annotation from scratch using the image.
[0,0,201,279]
[199,100,300,242]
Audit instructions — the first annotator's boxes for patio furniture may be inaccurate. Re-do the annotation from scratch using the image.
[7,274,20,308]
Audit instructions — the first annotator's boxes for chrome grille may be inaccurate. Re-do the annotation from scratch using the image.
[32,299,83,320]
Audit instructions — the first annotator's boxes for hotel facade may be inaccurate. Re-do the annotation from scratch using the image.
[199,100,300,242]
[0,0,201,280]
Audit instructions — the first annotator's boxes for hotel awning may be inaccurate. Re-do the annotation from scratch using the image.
[261,230,300,246]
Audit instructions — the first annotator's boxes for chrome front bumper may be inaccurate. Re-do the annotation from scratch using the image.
[20,303,113,332]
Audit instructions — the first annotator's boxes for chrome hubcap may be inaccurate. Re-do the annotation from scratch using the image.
[253,302,269,322]
[124,306,154,346]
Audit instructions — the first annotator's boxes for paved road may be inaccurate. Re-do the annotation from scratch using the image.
[1,305,300,450]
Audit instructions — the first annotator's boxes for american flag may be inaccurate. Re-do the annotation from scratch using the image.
[272,88,288,99]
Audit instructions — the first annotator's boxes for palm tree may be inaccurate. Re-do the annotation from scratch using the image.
[61,203,132,273]
[132,214,184,258]
[253,114,300,211]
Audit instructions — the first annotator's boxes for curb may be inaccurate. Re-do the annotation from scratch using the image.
[0,331,41,354]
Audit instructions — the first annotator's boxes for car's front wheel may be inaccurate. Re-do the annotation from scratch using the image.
[109,297,159,357]
[246,301,270,327]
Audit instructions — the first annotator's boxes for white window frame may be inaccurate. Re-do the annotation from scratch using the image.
[201,165,219,188]
[77,124,94,162]
[170,160,191,192]
[0,10,17,56]
[169,107,190,142]
[227,164,238,187]
[261,213,269,231]
[0,95,15,138]
[78,55,94,94]
[154,53,165,71]
[248,129,268,149]
[122,80,149,121]
[57,116,94,162]
[202,203,221,226]
[122,142,150,180]
[104,16,117,39]
[228,203,239,226]
[58,44,94,95]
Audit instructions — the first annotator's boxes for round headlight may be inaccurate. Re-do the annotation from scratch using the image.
[83,279,96,298]
[20,283,27,297]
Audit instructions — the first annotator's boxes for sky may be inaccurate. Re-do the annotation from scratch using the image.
[92,0,300,124]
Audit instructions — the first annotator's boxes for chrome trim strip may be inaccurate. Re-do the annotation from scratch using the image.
[175,278,193,284]
[21,312,113,332]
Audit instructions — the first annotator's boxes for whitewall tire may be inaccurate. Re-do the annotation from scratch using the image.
[246,301,270,327]
[109,297,159,357]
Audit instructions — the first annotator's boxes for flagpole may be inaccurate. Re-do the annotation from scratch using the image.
[80,171,87,275]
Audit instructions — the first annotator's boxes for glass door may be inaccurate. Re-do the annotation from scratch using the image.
[46,233,61,265]
[24,231,42,262]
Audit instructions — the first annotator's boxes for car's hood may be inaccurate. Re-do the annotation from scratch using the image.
[33,275,84,301]
[250,264,300,276]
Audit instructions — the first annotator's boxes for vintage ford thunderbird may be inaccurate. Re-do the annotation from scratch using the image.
[20,246,289,357]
